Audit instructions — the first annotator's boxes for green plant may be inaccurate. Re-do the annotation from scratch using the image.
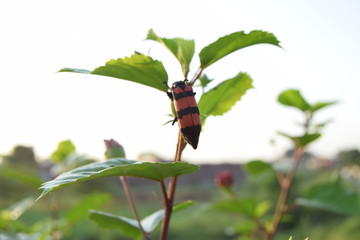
[210,89,345,240]
[37,29,281,239]
[0,140,109,240]
[269,89,337,239]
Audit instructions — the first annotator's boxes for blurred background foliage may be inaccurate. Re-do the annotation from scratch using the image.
[1,143,360,239]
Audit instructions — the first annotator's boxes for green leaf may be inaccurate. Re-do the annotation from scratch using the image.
[255,200,272,217]
[233,218,256,235]
[140,209,164,233]
[211,198,258,217]
[296,183,360,215]
[1,197,35,220]
[245,160,274,176]
[277,131,293,140]
[0,168,42,188]
[173,199,195,212]
[146,29,195,78]
[38,159,199,199]
[89,210,143,239]
[297,133,321,147]
[58,68,91,74]
[277,89,311,111]
[198,72,253,125]
[0,233,51,240]
[50,140,76,163]
[310,101,338,113]
[140,202,194,233]
[89,200,194,236]
[278,132,321,148]
[65,192,111,223]
[0,208,36,234]
[313,119,333,132]
[199,30,281,69]
[59,54,168,92]
[197,74,214,89]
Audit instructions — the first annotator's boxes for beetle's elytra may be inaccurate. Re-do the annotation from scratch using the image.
[166,80,201,149]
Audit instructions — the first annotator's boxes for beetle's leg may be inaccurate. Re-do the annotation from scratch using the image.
[172,116,178,125]
[166,91,173,100]
[163,81,173,100]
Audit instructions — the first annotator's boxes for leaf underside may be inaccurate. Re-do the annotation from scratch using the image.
[59,54,168,92]
[38,159,199,199]
[89,200,195,238]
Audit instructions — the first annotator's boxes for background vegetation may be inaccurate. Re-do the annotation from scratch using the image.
[1,144,360,239]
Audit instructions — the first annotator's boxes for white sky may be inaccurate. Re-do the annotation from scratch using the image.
[1,0,359,163]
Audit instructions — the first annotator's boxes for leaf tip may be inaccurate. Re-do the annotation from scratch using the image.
[36,189,48,201]
[57,68,91,74]
[146,28,157,40]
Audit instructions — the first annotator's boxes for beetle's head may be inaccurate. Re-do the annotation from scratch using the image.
[172,80,186,89]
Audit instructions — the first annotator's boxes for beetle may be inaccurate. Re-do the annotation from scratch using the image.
[166,79,201,149]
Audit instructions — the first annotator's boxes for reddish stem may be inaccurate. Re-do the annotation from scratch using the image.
[159,131,186,240]
[159,181,171,240]
[268,147,304,239]
[120,176,149,240]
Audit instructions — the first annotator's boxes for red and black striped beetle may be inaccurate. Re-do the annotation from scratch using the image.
[166,80,201,149]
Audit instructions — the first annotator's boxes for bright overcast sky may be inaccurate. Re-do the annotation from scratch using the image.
[1,0,359,163]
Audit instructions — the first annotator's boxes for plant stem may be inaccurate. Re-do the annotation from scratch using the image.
[167,131,186,200]
[159,131,186,240]
[50,202,59,240]
[160,68,199,239]
[120,176,149,240]
[159,181,171,240]
[190,67,203,85]
[254,217,270,240]
[268,147,304,239]
[49,189,63,240]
